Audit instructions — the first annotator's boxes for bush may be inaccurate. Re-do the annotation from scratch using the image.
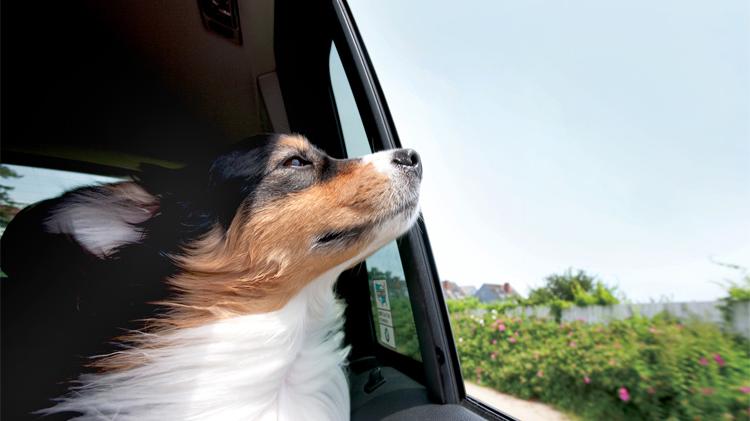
[717,263,750,325]
[451,310,750,420]
[527,269,620,307]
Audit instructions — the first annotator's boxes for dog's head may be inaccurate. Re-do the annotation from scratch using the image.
[46,134,422,318]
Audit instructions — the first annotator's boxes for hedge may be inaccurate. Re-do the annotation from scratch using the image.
[451,309,750,420]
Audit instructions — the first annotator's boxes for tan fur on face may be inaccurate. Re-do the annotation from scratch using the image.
[94,135,414,371]
[154,135,393,326]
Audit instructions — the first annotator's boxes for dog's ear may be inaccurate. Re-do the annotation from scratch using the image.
[44,182,160,258]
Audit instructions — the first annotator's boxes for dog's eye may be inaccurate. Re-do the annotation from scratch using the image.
[282,156,311,168]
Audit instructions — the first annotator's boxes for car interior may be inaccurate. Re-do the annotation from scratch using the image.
[1,1,510,419]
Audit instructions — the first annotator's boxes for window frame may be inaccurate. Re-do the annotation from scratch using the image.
[329,40,427,379]
[329,1,519,419]
[329,0,469,407]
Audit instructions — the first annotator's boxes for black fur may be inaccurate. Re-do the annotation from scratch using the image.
[0,134,361,420]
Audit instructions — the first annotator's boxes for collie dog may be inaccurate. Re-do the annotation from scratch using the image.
[37,134,422,420]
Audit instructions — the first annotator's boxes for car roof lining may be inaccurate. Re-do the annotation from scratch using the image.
[1,0,277,174]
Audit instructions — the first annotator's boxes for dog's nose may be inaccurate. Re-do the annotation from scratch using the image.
[391,148,420,167]
[391,148,422,179]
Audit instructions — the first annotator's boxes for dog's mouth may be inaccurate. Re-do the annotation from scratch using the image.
[313,198,419,251]
[314,226,366,248]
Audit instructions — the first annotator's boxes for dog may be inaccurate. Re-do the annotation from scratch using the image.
[21,134,421,420]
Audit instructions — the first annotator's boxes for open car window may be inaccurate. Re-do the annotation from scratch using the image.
[330,44,421,361]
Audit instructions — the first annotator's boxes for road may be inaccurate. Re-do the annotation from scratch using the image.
[465,382,573,421]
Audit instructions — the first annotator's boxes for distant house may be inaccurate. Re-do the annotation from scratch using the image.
[475,283,518,303]
[441,280,466,299]
[460,285,477,297]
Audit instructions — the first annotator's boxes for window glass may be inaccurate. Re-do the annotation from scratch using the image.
[350,1,750,419]
[329,45,372,159]
[330,44,421,361]
[0,164,120,234]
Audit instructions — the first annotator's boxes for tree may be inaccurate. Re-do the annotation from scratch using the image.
[714,262,750,324]
[0,165,22,228]
[527,268,619,306]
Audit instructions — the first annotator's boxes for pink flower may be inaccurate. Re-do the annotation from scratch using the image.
[714,354,725,367]
[491,339,498,345]
[537,370,544,378]
[569,341,577,348]
[701,387,714,396]
[618,387,630,402]
[699,357,709,366]
[739,386,750,394]
[649,327,658,334]
[490,352,497,360]
[497,323,506,332]
[508,336,517,344]
[583,376,591,384]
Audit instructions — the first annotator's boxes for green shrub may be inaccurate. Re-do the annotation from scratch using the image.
[451,269,622,323]
[527,269,620,307]
[451,311,750,420]
[717,264,750,325]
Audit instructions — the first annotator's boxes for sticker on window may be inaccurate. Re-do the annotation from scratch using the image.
[379,324,396,348]
[373,279,396,348]
[377,309,393,327]
[373,279,391,310]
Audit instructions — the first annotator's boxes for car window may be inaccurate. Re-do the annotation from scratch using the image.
[0,164,120,234]
[330,44,421,361]
[349,1,750,420]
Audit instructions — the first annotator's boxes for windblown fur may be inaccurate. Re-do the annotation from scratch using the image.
[39,272,350,421]
[30,134,422,420]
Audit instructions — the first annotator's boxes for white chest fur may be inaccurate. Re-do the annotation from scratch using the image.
[40,274,351,421]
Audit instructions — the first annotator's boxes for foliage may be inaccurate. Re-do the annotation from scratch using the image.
[451,309,750,420]
[367,267,421,361]
[448,269,621,322]
[527,268,620,307]
[0,164,22,228]
[716,263,750,325]
[447,296,521,315]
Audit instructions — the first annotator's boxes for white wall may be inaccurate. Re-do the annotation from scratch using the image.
[475,301,750,338]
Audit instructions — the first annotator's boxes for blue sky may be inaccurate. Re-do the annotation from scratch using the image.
[350,0,750,301]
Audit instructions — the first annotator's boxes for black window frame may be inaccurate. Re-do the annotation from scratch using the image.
[326,1,520,418]
[327,0,464,405]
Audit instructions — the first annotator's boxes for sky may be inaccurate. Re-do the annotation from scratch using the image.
[349,0,750,302]
[4,165,119,206]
